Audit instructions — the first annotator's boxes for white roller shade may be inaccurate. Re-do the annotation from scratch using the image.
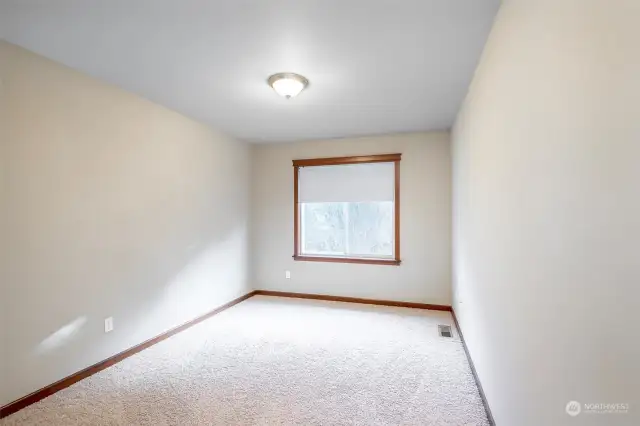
[298,162,395,203]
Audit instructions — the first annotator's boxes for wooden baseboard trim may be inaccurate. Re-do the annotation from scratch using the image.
[0,291,257,419]
[451,309,496,426]
[1,290,461,420]
[254,290,452,311]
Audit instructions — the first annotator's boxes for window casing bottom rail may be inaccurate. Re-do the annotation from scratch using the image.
[292,255,401,266]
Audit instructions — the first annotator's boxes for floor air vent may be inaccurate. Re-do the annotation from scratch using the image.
[438,325,453,338]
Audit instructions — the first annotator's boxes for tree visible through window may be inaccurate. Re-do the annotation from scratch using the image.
[293,154,401,265]
[301,202,394,257]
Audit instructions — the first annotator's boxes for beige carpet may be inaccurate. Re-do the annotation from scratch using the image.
[2,296,489,425]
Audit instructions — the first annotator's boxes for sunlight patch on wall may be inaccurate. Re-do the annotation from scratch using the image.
[35,316,87,355]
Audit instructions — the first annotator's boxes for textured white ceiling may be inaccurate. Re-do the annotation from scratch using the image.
[0,0,500,143]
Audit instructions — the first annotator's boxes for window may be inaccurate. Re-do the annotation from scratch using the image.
[293,154,401,265]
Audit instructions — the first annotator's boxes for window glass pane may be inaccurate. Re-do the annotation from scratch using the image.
[300,201,394,258]
[301,202,346,255]
[347,201,394,257]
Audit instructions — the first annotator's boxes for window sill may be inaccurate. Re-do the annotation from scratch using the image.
[292,255,401,266]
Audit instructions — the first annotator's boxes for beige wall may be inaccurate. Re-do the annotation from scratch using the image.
[0,41,251,406]
[251,132,452,304]
[1,50,8,405]
[452,1,640,425]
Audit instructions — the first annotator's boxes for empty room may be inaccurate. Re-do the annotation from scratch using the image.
[1,0,638,425]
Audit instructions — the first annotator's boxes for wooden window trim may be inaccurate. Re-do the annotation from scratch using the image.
[292,153,401,167]
[293,153,401,266]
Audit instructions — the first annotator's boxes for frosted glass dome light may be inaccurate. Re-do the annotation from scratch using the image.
[268,73,309,99]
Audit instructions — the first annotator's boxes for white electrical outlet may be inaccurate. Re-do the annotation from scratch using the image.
[104,317,114,333]
[285,270,291,279]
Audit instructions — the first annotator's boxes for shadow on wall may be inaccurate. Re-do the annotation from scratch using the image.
[129,225,250,344]
[31,224,249,358]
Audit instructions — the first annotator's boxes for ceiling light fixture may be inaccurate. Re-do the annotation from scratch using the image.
[267,73,309,99]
